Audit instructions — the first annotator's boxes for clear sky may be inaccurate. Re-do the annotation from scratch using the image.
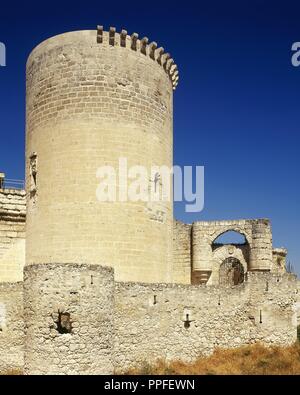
[0,0,299,275]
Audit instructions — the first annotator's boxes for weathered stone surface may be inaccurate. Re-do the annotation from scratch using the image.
[0,267,298,374]
[23,263,114,375]
[192,219,273,276]
[272,248,288,274]
[0,282,24,373]
[0,27,299,375]
[114,272,298,371]
[173,220,191,284]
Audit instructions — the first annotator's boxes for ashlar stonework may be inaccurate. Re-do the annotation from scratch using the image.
[0,27,299,375]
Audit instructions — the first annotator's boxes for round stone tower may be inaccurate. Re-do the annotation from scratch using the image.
[23,263,114,374]
[25,28,178,283]
[249,219,273,271]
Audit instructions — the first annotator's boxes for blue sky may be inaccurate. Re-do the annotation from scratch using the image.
[0,0,299,274]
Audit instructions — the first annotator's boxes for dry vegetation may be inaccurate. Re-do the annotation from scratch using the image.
[124,343,300,375]
[0,368,23,375]
[2,333,300,375]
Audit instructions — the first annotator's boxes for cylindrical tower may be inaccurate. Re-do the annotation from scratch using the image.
[249,219,273,271]
[191,222,213,284]
[23,263,114,375]
[25,28,178,283]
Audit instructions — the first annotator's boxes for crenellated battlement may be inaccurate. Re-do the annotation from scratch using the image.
[96,26,179,90]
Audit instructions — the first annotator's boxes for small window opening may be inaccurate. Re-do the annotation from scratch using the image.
[153,295,157,305]
[56,311,72,334]
[259,310,263,324]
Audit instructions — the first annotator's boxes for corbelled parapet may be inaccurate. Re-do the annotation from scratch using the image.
[96,26,179,90]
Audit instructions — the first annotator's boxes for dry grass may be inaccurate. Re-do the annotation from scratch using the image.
[2,340,300,375]
[0,368,23,375]
[124,343,300,375]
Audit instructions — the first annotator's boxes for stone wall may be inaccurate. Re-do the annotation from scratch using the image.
[272,248,287,274]
[0,189,26,282]
[172,220,191,284]
[192,219,273,275]
[209,244,250,286]
[172,219,280,286]
[23,263,114,375]
[114,272,297,372]
[0,282,24,373]
[0,268,297,374]
[296,280,300,326]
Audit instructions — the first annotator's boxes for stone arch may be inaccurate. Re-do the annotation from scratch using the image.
[212,230,248,252]
[207,245,248,286]
[219,257,245,286]
[192,219,272,283]
[210,228,252,247]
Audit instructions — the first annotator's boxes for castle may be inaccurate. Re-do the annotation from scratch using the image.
[0,27,299,375]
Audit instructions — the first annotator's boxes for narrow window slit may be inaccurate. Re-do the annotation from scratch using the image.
[184,314,191,329]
